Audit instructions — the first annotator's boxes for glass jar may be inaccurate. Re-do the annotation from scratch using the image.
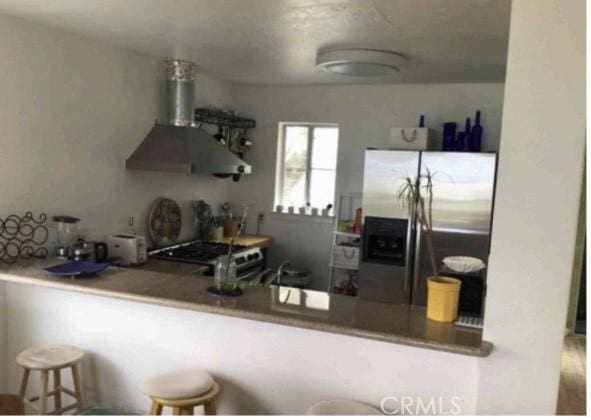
[214,254,238,293]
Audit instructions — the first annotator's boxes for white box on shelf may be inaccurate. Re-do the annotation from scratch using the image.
[331,245,359,270]
[390,127,437,150]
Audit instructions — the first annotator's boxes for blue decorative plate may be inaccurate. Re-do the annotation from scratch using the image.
[207,286,243,297]
[42,261,111,277]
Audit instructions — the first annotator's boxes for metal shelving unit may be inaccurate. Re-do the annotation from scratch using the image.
[327,192,362,295]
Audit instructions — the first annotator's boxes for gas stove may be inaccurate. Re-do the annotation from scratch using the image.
[148,240,264,281]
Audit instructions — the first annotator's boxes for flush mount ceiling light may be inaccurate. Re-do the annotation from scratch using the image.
[316,48,406,77]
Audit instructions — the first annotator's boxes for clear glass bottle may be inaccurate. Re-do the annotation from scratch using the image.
[214,254,237,293]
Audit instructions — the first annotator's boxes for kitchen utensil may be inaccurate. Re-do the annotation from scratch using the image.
[148,198,182,246]
[72,243,91,262]
[79,241,109,263]
[280,266,311,288]
[193,200,213,239]
[42,261,110,277]
[93,242,108,263]
[107,234,147,266]
[442,256,486,273]
[224,219,239,237]
[210,226,224,241]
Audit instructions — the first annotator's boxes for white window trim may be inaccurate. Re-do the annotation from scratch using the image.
[274,122,339,213]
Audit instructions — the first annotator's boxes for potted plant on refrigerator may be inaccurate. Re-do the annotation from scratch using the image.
[398,170,462,323]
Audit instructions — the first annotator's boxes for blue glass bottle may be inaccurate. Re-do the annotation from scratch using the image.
[469,110,483,152]
[419,115,425,128]
[456,132,466,151]
[456,118,472,152]
[442,122,457,151]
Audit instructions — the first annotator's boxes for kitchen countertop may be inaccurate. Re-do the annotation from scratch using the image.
[0,259,491,357]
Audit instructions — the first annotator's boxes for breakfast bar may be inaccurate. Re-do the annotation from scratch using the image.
[0,260,490,358]
[0,259,489,414]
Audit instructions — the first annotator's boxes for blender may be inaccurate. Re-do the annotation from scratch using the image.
[53,215,80,258]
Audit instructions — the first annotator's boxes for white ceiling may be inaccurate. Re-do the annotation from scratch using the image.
[0,0,511,85]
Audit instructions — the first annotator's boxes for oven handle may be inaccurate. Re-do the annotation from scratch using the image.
[236,263,264,282]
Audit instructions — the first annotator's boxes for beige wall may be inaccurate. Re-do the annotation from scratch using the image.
[478,0,585,414]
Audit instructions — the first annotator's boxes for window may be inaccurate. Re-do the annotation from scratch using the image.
[275,123,339,212]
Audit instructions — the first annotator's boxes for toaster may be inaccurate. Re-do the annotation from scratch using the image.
[107,234,147,266]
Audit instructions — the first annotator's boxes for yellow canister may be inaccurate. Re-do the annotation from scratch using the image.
[426,276,462,323]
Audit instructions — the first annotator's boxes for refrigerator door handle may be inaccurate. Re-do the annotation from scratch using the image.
[413,221,422,294]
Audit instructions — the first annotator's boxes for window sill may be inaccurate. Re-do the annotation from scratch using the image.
[269,211,334,224]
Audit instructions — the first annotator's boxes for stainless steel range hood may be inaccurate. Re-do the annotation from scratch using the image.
[126,60,251,176]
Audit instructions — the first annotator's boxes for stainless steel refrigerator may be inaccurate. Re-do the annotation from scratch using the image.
[358,150,497,309]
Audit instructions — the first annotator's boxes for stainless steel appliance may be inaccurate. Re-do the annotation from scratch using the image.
[358,150,497,312]
[125,60,251,176]
[107,234,148,266]
[149,240,264,282]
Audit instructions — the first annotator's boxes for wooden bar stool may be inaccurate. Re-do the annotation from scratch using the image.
[17,344,85,415]
[141,369,219,415]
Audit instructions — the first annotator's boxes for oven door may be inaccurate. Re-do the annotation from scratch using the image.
[236,261,265,282]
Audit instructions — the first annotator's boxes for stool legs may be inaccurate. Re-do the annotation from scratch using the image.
[39,370,49,414]
[53,369,62,413]
[71,364,84,410]
[204,400,216,415]
[150,402,163,415]
[18,369,30,400]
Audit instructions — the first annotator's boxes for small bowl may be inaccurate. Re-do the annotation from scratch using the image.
[443,256,486,273]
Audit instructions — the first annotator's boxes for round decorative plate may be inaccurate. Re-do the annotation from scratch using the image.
[148,198,182,247]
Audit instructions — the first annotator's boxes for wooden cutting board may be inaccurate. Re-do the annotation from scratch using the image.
[218,235,272,249]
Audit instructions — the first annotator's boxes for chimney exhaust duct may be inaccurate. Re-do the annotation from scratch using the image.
[166,59,196,127]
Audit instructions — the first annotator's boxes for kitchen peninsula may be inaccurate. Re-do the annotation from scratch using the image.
[0,260,490,357]
[0,259,490,414]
